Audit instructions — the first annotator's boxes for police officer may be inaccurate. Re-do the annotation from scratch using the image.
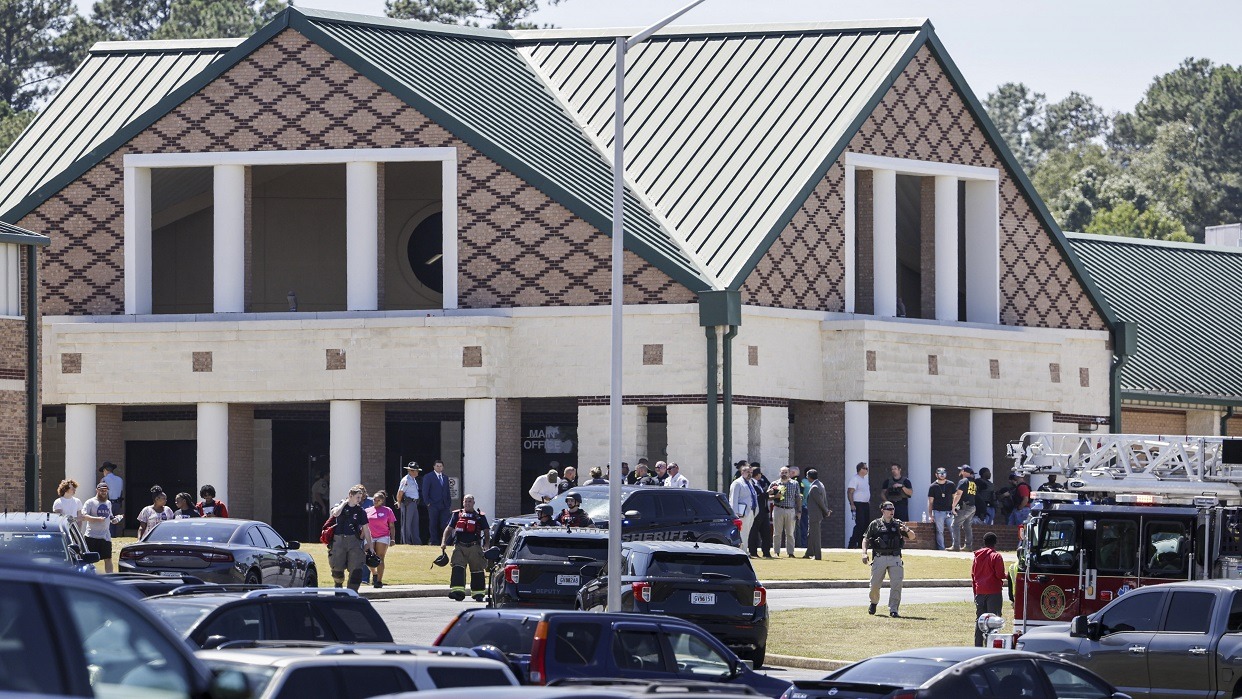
[557,492,593,528]
[441,494,490,602]
[863,500,916,617]
[534,503,556,526]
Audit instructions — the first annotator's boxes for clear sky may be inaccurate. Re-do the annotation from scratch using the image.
[273,0,1242,114]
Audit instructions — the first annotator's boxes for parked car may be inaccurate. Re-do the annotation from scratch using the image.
[782,647,1128,699]
[106,571,208,598]
[0,511,100,572]
[432,608,790,698]
[119,518,316,586]
[0,556,247,699]
[492,486,742,549]
[576,541,769,666]
[1018,579,1242,699]
[143,586,393,649]
[375,678,762,698]
[198,642,518,698]
[490,528,608,609]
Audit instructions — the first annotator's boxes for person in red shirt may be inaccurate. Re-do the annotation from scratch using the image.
[1006,474,1032,525]
[972,532,1006,646]
[195,484,229,518]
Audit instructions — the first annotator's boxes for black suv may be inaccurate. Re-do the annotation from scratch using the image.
[492,486,742,549]
[575,542,769,666]
[0,511,101,572]
[143,586,393,649]
[490,528,608,609]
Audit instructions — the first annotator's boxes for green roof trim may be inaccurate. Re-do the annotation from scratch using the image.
[0,221,49,246]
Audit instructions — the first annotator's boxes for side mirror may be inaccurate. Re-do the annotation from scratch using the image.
[1069,615,1088,638]
[284,541,300,550]
[81,551,101,564]
[208,668,251,699]
[483,546,503,563]
[202,635,230,650]
[624,510,641,519]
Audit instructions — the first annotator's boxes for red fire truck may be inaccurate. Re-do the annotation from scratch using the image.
[991,432,1242,647]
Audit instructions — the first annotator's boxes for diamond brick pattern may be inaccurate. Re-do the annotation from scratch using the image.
[19,30,693,315]
[742,46,1106,332]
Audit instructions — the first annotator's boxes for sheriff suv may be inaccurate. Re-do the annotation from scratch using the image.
[490,528,608,609]
[491,486,742,550]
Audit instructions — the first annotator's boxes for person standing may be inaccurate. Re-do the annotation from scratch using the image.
[790,466,810,548]
[424,460,453,545]
[653,462,669,485]
[52,480,83,533]
[881,464,914,522]
[624,460,639,484]
[847,463,870,549]
[951,466,978,551]
[529,469,560,503]
[329,485,375,590]
[136,487,173,541]
[804,469,832,560]
[441,494,490,602]
[728,462,758,551]
[926,468,956,550]
[749,464,773,558]
[1007,473,1033,525]
[311,471,330,517]
[975,467,996,524]
[769,467,802,558]
[397,462,422,545]
[99,462,124,537]
[972,532,1006,646]
[1038,474,1067,492]
[173,493,200,519]
[632,463,659,486]
[557,466,578,494]
[863,500,915,617]
[557,492,593,527]
[196,485,228,518]
[664,463,689,488]
[81,482,123,573]
[366,491,397,588]
[584,466,607,485]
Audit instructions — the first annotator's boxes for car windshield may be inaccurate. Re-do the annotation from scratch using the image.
[540,491,610,521]
[517,537,608,561]
[830,657,955,686]
[0,531,66,559]
[143,601,215,636]
[143,521,239,543]
[649,552,754,579]
[440,616,536,655]
[201,660,278,695]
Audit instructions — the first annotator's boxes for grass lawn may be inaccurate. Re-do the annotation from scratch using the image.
[767,601,1011,661]
[97,540,971,587]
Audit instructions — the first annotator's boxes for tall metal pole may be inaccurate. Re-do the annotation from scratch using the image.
[607,0,706,613]
[24,246,38,511]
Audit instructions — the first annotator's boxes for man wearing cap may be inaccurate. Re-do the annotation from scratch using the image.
[951,465,979,551]
[82,482,124,573]
[927,467,956,550]
[529,469,560,503]
[863,500,915,617]
[99,461,124,537]
[397,462,422,546]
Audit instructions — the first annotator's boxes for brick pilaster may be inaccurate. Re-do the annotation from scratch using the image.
[228,405,254,519]
[791,401,846,546]
[855,170,874,315]
[361,402,387,494]
[494,399,522,518]
[919,177,936,319]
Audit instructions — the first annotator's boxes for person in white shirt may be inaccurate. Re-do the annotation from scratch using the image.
[728,460,758,551]
[81,482,123,573]
[136,486,173,541]
[397,462,422,545]
[99,461,124,537]
[529,469,560,503]
[52,479,83,533]
[847,462,871,548]
[664,462,689,488]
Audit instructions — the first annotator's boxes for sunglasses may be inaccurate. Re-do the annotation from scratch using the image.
[882,507,895,511]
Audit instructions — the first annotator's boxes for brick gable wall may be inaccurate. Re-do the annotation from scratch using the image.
[741,46,1107,332]
[17,29,695,315]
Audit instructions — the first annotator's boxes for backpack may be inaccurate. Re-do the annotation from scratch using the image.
[319,515,337,545]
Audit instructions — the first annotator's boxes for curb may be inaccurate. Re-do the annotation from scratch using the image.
[357,578,970,600]
[766,653,851,672]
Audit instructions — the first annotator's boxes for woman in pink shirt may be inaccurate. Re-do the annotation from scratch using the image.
[365,491,397,588]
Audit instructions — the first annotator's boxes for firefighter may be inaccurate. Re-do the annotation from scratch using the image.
[534,503,556,526]
[440,494,490,602]
[557,492,594,528]
[863,500,916,617]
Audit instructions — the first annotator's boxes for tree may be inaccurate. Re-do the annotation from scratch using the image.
[1083,201,1191,242]
[83,0,285,41]
[984,83,1044,172]
[385,0,564,30]
[0,0,86,112]
[0,102,32,151]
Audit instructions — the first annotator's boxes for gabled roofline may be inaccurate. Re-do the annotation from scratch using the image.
[291,7,513,41]
[1068,230,1242,256]
[0,221,49,246]
[510,18,929,42]
[90,38,244,53]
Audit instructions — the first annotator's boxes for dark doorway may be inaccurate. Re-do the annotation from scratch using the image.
[520,420,577,515]
[386,422,442,544]
[271,420,330,542]
[124,440,197,531]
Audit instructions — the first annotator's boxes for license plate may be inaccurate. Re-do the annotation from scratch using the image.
[557,575,580,586]
[691,593,716,605]
[158,571,182,577]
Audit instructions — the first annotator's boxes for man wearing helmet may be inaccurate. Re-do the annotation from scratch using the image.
[534,503,556,526]
[557,492,594,528]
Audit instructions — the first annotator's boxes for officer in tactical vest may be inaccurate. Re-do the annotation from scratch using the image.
[557,492,594,528]
[534,503,556,526]
[441,494,491,602]
[863,500,916,617]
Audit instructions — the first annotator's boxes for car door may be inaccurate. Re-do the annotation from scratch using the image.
[663,626,735,683]
[610,624,674,679]
[1078,588,1166,698]
[1036,660,1114,699]
[1146,589,1215,699]
[242,525,283,586]
[623,492,663,541]
[0,580,74,696]
[258,524,298,586]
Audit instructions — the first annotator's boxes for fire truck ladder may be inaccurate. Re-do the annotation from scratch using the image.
[1009,433,1242,502]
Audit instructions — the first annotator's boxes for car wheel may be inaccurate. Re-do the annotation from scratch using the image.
[305,565,318,587]
[749,645,766,669]
[244,570,261,585]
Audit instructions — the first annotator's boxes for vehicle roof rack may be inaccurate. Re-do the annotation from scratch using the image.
[213,640,476,657]
[549,678,760,695]
[240,587,361,599]
[165,584,279,596]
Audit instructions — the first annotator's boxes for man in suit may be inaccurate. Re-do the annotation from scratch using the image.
[423,460,453,546]
[728,460,757,551]
[805,469,833,560]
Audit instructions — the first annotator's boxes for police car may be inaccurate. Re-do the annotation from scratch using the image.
[491,485,742,550]
[489,528,608,609]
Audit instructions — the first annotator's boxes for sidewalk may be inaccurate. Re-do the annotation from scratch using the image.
[357,577,972,600]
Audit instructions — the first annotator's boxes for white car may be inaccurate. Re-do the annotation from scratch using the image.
[197,642,519,698]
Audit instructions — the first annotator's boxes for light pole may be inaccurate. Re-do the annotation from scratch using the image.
[608,0,706,613]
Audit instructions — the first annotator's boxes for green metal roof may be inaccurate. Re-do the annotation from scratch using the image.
[0,221,48,246]
[0,38,241,219]
[1067,233,1242,404]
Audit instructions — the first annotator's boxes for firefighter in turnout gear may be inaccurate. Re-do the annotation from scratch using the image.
[863,500,915,617]
[557,492,594,528]
[441,494,491,602]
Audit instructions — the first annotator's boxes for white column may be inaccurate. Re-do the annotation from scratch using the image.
[666,404,708,490]
[970,408,994,472]
[757,406,790,469]
[844,164,856,314]
[65,405,97,495]
[871,168,897,317]
[197,403,230,504]
[907,405,932,524]
[441,158,459,310]
[329,400,362,505]
[213,164,246,313]
[844,401,869,546]
[934,175,959,321]
[124,167,152,314]
[346,161,379,311]
[1030,411,1055,434]
[964,179,1000,324]
[463,398,498,519]
[578,404,646,475]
